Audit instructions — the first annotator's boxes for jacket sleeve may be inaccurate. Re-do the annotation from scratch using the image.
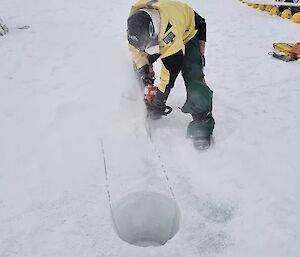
[158,50,183,92]
[194,11,206,41]
[129,44,149,69]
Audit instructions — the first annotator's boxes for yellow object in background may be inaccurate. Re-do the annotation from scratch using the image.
[281,9,292,19]
[239,1,299,24]
[270,7,280,16]
[258,4,265,11]
[265,5,274,12]
[292,12,300,23]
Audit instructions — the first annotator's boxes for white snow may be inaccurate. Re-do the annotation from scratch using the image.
[1,0,300,256]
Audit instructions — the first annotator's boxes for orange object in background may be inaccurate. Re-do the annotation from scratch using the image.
[144,85,158,104]
[289,43,300,55]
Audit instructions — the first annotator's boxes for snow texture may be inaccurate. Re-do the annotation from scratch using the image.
[0,0,300,256]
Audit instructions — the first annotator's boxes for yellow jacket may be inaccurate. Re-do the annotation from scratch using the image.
[129,0,199,92]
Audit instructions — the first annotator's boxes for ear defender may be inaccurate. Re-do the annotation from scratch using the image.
[149,21,154,38]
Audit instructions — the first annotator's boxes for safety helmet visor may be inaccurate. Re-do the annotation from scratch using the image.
[127,11,156,52]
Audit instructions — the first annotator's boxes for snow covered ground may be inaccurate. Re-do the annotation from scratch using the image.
[1,0,300,256]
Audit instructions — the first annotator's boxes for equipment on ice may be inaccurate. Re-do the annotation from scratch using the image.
[271,42,300,62]
[274,42,300,57]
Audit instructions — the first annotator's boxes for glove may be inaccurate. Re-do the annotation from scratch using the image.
[138,64,155,86]
[145,88,173,120]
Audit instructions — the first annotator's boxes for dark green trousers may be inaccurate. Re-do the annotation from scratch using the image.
[181,36,215,138]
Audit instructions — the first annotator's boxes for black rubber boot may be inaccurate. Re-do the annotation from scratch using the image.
[187,112,214,150]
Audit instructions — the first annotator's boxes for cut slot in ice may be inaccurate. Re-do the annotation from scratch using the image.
[111,191,181,247]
